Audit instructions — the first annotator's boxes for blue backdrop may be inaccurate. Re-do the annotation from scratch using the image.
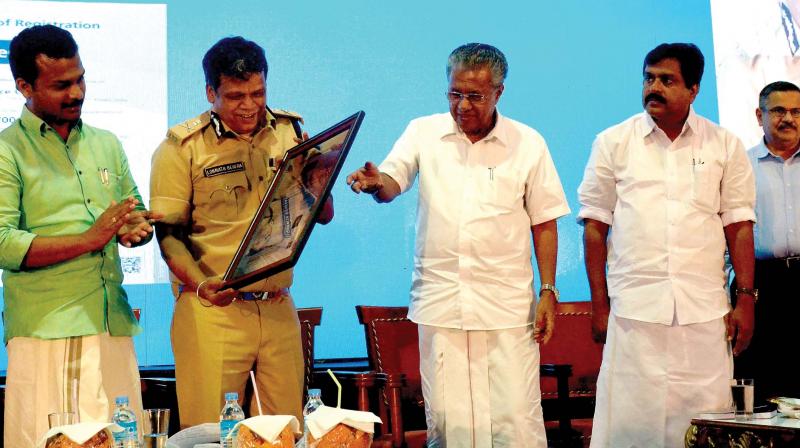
[0,0,719,368]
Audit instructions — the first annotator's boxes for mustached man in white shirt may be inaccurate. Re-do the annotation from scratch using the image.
[578,42,757,448]
[347,43,570,447]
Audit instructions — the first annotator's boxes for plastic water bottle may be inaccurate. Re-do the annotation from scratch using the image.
[111,395,139,447]
[302,389,324,445]
[219,392,245,447]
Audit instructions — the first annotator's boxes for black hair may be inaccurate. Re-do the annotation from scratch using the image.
[202,36,268,91]
[9,25,78,85]
[643,43,705,88]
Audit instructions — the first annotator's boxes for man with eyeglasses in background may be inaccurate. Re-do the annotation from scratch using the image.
[732,81,800,403]
[347,42,569,447]
[579,43,756,447]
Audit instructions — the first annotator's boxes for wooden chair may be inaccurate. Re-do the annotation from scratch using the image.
[539,301,604,448]
[356,306,427,448]
[297,306,323,399]
[356,305,573,448]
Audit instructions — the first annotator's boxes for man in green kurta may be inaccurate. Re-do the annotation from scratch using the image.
[0,25,159,447]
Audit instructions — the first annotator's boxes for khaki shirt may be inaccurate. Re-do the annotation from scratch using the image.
[150,108,301,292]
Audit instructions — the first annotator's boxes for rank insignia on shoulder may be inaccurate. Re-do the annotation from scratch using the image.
[270,108,304,124]
[167,113,210,144]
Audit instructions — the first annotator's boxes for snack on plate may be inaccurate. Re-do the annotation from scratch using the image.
[39,424,117,448]
[45,431,110,448]
[233,415,300,448]
[304,405,381,448]
[306,423,371,448]
[237,423,295,448]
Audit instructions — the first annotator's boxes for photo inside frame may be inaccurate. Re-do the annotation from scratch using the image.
[223,111,364,289]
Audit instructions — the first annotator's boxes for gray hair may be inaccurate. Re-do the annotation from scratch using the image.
[446,43,508,87]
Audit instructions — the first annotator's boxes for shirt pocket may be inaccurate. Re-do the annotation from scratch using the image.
[691,162,723,212]
[194,171,250,221]
[477,167,521,213]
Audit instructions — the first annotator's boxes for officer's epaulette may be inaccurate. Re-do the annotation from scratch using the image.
[166,113,211,145]
[271,108,304,124]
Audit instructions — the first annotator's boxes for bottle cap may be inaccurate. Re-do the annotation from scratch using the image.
[308,389,322,398]
[225,392,239,401]
[115,396,129,406]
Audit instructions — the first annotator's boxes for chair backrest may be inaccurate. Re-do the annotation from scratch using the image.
[356,305,425,426]
[356,306,420,386]
[539,301,604,400]
[297,307,323,398]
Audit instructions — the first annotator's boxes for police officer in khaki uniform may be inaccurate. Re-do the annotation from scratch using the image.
[150,36,333,427]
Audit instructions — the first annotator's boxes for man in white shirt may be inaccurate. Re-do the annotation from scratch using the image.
[578,42,757,448]
[347,43,570,447]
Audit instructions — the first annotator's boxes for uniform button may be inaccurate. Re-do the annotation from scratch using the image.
[259,176,264,181]
[101,251,106,256]
[78,171,82,175]
[87,198,91,203]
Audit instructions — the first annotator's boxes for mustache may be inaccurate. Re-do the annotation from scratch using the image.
[778,122,797,130]
[62,99,83,108]
[645,93,666,105]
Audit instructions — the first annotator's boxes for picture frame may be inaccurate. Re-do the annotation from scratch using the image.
[222,111,365,289]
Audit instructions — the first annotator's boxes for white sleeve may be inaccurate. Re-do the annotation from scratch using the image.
[524,136,570,225]
[577,134,616,225]
[378,120,421,193]
[719,133,756,226]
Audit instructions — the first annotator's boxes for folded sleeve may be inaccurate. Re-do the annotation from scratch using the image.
[577,134,616,225]
[719,134,756,226]
[0,143,36,270]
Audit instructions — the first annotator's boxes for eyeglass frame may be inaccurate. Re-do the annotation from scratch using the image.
[446,89,498,105]
[765,106,800,119]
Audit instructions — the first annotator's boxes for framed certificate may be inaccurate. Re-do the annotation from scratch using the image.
[222,111,365,289]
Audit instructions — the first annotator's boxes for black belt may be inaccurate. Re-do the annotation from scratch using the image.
[239,289,287,301]
[756,256,800,270]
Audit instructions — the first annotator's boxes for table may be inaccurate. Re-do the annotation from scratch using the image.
[686,415,800,447]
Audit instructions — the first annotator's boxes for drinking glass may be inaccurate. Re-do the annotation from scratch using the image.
[731,378,755,421]
[141,408,170,448]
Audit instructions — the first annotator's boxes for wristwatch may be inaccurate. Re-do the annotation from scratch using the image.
[539,283,560,302]
[735,287,759,303]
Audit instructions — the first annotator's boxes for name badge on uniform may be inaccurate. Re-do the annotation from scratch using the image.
[281,197,291,238]
[204,162,244,178]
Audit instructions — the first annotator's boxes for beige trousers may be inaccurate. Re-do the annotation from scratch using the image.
[171,291,304,428]
[4,333,142,448]
[419,324,547,448]
[590,313,732,448]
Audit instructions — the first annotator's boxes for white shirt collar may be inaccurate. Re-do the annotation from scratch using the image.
[441,109,508,146]
[639,105,699,139]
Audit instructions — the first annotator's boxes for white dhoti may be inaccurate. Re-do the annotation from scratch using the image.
[590,313,732,448]
[419,324,546,448]
[3,333,142,448]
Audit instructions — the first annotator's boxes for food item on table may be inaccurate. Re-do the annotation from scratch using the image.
[236,423,295,448]
[45,429,111,448]
[306,423,371,448]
